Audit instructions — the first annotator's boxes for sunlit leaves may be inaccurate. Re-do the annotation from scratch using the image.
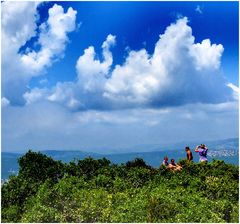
[1,152,239,223]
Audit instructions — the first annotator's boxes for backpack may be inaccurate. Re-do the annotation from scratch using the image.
[199,148,208,157]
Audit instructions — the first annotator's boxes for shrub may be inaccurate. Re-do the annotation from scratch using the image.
[2,152,239,223]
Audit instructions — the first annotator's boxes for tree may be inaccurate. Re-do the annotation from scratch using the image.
[18,150,64,183]
[126,158,150,169]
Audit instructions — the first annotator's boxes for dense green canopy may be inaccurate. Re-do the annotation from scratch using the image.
[1,150,239,223]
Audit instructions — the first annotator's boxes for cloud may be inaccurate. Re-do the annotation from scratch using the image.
[195,5,203,14]
[2,1,39,104]
[25,35,117,111]
[189,39,223,70]
[2,7,238,153]
[1,97,10,107]
[227,83,239,100]
[47,82,83,110]
[103,17,231,107]
[23,17,234,111]
[21,4,77,73]
[1,2,77,105]
[76,34,116,92]
[5,13,235,113]
[2,100,238,152]
[23,88,49,105]
[23,83,82,110]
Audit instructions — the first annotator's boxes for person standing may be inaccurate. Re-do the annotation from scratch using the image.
[185,146,193,162]
[195,144,208,162]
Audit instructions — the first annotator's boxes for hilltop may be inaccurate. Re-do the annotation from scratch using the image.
[1,150,239,223]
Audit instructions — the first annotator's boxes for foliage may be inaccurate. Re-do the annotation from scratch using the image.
[125,157,151,169]
[1,151,239,223]
[65,156,111,179]
[18,150,65,183]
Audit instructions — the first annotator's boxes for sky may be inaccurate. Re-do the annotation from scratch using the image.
[1,1,239,153]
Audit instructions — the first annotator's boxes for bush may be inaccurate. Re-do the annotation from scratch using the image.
[18,150,64,183]
[126,158,150,169]
[2,152,239,223]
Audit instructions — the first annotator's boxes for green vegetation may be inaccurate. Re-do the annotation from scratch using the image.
[1,150,239,223]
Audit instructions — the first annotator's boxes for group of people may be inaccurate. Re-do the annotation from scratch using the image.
[162,144,208,171]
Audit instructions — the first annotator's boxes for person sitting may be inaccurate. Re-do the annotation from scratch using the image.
[195,144,208,162]
[168,159,182,171]
[170,158,176,166]
[162,156,169,166]
[185,146,193,162]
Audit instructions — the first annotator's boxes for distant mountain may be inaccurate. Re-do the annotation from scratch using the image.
[2,138,238,180]
[40,150,102,162]
[87,137,239,154]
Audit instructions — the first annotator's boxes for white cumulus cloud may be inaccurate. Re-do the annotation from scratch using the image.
[21,4,77,73]
[189,39,223,70]
[1,2,77,105]
[21,17,234,111]
[76,34,116,92]
[103,17,230,107]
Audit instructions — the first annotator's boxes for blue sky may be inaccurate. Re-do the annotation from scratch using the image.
[1,1,239,153]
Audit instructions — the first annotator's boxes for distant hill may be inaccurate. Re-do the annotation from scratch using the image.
[89,137,239,154]
[1,138,238,180]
